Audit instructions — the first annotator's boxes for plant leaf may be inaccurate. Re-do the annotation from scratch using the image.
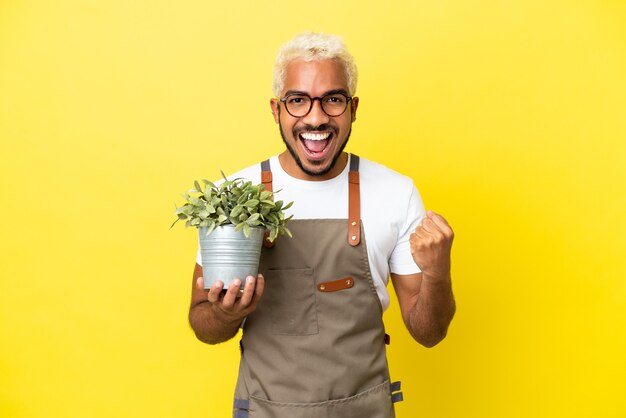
[244,199,259,208]
[205,221,216,235]
[230,205,243,218]
[202,179,217,189]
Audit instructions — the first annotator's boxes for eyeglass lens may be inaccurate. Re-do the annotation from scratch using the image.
[284,94,350,117]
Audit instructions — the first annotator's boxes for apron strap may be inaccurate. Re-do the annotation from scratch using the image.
[233,398,249,418]
[260,159,275,248]
[261,159,273,192]
[390,381,404,404]
[259,154,362,247]
[348,154,361,246]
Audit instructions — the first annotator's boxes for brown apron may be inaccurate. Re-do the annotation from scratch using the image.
[233,155,403,418]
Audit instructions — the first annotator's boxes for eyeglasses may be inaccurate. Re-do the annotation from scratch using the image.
[279,92,353,118]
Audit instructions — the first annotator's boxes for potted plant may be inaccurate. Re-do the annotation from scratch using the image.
[172,173,293,291]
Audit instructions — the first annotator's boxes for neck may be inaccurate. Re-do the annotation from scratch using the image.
[278,151,349,181]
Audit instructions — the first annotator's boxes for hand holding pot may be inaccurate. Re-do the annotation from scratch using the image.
[196,274,265,324]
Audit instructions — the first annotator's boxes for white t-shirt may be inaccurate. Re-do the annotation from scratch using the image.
[196,154,425,311]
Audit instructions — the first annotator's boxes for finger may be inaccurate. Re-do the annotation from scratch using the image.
[238,276,256,308]
[426,210,449,230]
[221,279,242,309]
[421,217,437,233]
[429,212,453,237]
[412,229,427,241]
[196,277,204,290]
[409,233,419,253]
[207,280,224,303]
[426,218,446,240]
[253,274,265,300]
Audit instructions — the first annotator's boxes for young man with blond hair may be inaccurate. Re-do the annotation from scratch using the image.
[189,32,456,418]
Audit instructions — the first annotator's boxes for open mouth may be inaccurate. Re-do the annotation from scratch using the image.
[298,131,333,160]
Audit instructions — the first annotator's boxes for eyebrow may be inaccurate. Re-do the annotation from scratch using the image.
[283,88,350,97]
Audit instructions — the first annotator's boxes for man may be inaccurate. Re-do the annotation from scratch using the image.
[189,32,455,417]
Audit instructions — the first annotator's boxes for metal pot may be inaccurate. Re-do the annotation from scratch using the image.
[198,224,265,291]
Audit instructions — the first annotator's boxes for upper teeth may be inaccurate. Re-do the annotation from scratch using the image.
[301,132,330,141]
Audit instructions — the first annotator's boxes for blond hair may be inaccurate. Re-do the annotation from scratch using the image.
[272,32,358,97]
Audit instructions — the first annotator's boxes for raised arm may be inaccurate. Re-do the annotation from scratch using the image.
[390,210,456,347]
[188,263,265,345]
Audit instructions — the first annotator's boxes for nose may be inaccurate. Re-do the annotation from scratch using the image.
[302,97,330,126]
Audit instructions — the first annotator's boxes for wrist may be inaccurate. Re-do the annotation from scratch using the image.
[211,304,244,327]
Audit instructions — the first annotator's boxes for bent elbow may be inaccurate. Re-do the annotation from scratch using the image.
[192,330,221,345]
[418,330,447,348]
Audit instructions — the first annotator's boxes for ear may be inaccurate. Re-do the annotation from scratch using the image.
[350,96,359,122]
[270,98,280,123]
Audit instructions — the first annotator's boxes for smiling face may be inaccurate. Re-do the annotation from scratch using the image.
[270,59,359,180]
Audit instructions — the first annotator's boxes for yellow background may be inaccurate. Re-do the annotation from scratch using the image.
[1,1,625,417]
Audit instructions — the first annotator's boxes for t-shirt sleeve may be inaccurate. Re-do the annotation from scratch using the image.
[388,184,426,275]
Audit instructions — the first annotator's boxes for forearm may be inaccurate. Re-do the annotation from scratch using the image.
[188,301,242,345]
[406,275,456,347]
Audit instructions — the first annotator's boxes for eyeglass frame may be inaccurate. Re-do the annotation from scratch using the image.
[278,91,354,118]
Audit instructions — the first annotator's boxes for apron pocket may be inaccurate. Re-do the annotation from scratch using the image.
[266,268,318,335]
[249,380,394,418]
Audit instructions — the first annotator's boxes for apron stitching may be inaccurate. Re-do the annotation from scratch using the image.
[358,221,384,314]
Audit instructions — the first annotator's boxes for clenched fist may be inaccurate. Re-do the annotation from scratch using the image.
[410,210,454,281]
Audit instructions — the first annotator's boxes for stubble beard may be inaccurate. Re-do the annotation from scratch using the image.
[278,116,352,178]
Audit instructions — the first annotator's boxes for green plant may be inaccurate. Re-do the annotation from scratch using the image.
[172,172,293,242]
